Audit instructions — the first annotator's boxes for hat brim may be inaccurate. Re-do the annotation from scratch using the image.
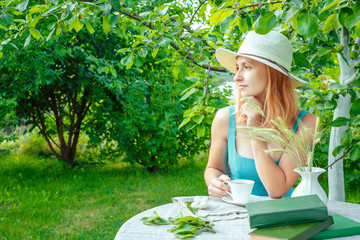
[216,48,308,87]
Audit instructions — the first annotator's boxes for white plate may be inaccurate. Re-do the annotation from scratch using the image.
[221,195,265,206]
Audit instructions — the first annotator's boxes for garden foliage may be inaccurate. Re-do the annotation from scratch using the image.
[0,0,359,188]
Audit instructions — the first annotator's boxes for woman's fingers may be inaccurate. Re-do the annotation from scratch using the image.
[240,97,264,127]
[208,176,231,198]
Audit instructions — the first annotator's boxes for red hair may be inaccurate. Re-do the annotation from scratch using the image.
[236,65,299,129]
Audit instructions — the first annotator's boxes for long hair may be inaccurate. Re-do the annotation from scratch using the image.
[235,65,299,129]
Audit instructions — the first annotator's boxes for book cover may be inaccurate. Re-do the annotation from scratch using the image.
[249,216,334,240]
[309,214,360,239]
[245,195,328,229]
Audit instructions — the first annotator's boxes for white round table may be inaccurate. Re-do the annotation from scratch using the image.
[115,199,360,240]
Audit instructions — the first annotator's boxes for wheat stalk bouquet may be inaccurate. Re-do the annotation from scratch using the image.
[239,97,322,172]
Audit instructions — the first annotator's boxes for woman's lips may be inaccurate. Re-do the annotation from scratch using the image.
[239,85,248,89]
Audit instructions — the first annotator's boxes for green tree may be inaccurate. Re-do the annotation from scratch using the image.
[0,0,231,170]
[0,29,127,166]
[1,0,359,197]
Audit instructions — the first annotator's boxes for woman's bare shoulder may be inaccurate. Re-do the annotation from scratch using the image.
[213,106,230,124]
[302,110,317,129]
[211,106,230,140]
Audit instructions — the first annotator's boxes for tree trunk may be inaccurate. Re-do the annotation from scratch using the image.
[328,27,356,201]
[328,94,351,201]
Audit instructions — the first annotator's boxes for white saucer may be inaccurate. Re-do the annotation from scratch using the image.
[221,195,264,206]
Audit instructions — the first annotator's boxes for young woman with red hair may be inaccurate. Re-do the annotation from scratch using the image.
[205,31,317,199]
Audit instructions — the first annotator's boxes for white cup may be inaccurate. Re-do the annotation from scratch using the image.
[225,179,255,203]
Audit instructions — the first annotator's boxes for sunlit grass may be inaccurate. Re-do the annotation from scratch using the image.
[0,154,208,239]
[1,153,359,239]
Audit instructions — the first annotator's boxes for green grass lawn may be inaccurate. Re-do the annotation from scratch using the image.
[0,153,359,239]
[0,154,208,239]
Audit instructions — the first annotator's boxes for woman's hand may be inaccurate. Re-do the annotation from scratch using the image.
[207,174,231,198]
[240,96,264,127]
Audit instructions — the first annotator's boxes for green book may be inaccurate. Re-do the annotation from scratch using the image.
[249,216,334,240]
[245,195,328,229]
[309,214,360,239]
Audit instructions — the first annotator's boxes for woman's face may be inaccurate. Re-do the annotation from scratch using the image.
[234,56,268,101]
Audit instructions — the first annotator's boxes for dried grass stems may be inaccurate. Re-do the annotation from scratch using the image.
[238,97,321,172]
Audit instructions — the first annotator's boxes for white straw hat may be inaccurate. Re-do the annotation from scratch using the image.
[215,30,308,87]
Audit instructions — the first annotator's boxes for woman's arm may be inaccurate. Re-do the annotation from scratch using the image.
[251,112,317,198]
[204,107,231,198]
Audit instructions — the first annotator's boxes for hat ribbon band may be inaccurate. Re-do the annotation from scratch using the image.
[239,53,291,77]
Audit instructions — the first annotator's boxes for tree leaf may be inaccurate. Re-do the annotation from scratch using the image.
[179,117,191,129]
[0,14,14,26]
[73,17,84,32]
[46,27,56,41]
[24,34,31,47]
[49,0,59,5]
[0,23,7,30]
[133,56,144,67]
[29,15,43,28]
[204,106,215,113]
[349,145,360,161]
[208,9,234,25]
[297,13,319,38]
[338,7,353,26]
[102,15,110,34]
[29,28,42,39]
[172,66,180,77]
[332,145,345,157]
[158,37,172,47]
[330,117,350,127]
[192,115,204,124]
[345,14,360,29]
[321,0,341,13]
[239,17,248,33]
[196,124,205,137]
[341,130,352,146]
[219,14,235,33]
[85,21,95,34]
[158,5,169,16]
[355,20,360,38]
[56,25,61,36]
[293,51,312,69]
[138,49,148,58]
[120,55,133,66]
[323,14,340,33]
[152,48,159,58]
[350,99,360,116]
[254,11,276,35]
[180,88,198,101]
[16,0,29,12]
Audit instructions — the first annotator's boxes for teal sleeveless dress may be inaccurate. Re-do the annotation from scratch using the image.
[227,105,309,197]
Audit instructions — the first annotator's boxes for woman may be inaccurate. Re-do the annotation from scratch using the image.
[204,30,317,199]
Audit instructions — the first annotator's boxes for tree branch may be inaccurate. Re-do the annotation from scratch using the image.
[189,0,207,24]
[325,145,353,169]
[118,8,226,72]
[235,1,282,15]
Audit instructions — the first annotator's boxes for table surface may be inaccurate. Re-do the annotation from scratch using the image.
[115,198,360,240]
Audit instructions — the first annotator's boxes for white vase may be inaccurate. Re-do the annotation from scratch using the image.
[291,167,328,205]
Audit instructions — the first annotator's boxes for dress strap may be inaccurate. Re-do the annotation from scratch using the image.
[229,105,236,126]
[292,110,309,133]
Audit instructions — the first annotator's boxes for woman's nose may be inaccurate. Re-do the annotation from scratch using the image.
[234,69,243,82]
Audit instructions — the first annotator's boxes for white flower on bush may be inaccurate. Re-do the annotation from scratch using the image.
[190,196,208,209]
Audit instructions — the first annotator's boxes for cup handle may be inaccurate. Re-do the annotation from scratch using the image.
[223,181,232,197]
[225,190,232,197]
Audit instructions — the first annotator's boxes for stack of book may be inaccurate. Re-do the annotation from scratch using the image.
[245,195,360,240]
